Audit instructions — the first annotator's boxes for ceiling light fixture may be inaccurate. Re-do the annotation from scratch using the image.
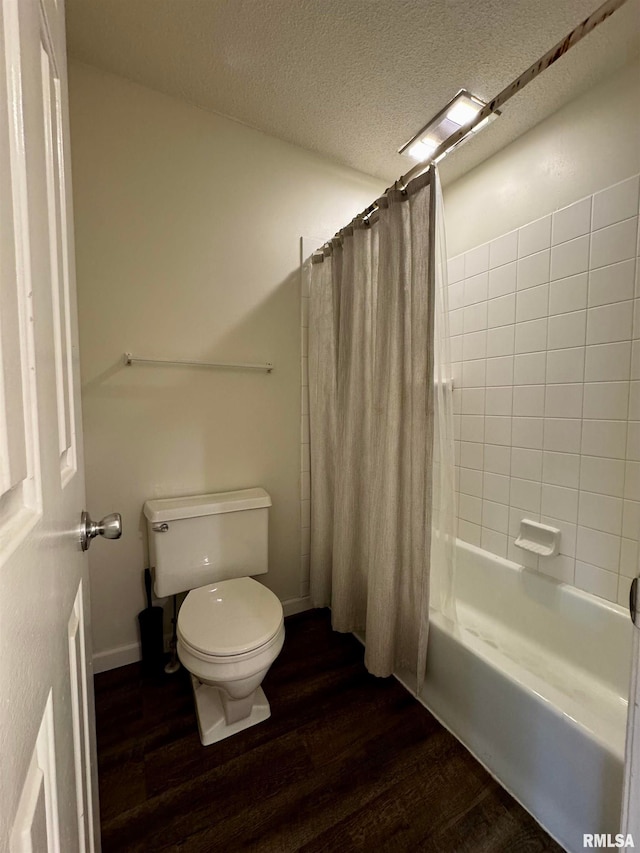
[399,89,499,164]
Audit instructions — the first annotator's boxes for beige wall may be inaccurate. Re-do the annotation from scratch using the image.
[69,62,383,668]
[443,60,640,257]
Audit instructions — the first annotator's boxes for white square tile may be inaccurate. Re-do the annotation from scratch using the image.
[489,231,518,269]
[482,500,509,533]
[514,352,546,385]
[462,359,486,388]
[582,382,630,420]
[515,318,547,353]
[509,506,536,537]
[483,471,510,503]
[552,196,592,245]
[510,477,541,513]
[545,383,583,419]
[485,386,512,416]
[547,310,586,350]
[486,355,514,386]
[463,272,489,306]
[486,325,515,358]
[590,217,638,269]
[463,302,488,333]
[459,520,481,546]
[461,387,485,415]
[588,259,635,307]
[449,281,465,311]
[581,419,627,459]
[584,341,631,382]
[462,330,487,361]
[461,415,484,443]
[550,235,589,280]
[511,447,542,481]
[542,451,580,489]
[450,308,464,336]
[541,516,577,558]
[592,176,640,231]
[625,461,640,501]
[548,273,588,315]
[448,254,465,284]
[546,347,585,384]
[487,293,516,328]
[513,385,545,417]
[484,445,511,476]
[538,554,575,584]
[578,491,622,535]
[544,418,582,453]
[632,341,640,380]
[516,283,548,323]
[629,382,640,419]
[586,300,633,345]
[576,528,621,573]
[460,441,484,470]
[484,415,511,445]
[518,215,551,258]
[619,537,639,579]
[465,244,490,277]
[508,539,539,570]
[460,467,483,497]
[627,421,640,461]
[622,499,640,539]
[459,493,482,524]
[450,334,463,362]
[481,527,508,558]
[488,263,517,299]
[517,250,550,290]
[574,560,618,602]
[542,483,578,523]
[580,456,625,498]
[511,417,544,449]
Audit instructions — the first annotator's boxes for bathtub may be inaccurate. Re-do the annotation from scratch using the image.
[422,540,632,853]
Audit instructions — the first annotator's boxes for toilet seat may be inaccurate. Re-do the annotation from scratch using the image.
[177,576,283,659]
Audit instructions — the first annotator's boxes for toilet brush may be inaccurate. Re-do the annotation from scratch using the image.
[165,594,181,675]
[138,568,164,676]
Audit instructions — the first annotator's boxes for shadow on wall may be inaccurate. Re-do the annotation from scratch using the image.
[81,268,302,656]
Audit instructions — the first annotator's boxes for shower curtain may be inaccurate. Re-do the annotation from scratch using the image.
[308,165,456,692]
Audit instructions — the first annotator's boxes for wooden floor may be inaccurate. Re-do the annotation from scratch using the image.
[95,609,562,852]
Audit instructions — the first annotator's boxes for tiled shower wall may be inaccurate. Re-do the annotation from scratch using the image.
[448,174,640,605]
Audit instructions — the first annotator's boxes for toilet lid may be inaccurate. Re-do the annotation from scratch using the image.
[178,577,283,657]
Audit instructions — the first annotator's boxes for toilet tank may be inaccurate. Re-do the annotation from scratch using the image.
[143,488,272,597]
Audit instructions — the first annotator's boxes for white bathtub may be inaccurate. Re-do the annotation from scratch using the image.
[422,540,632,853]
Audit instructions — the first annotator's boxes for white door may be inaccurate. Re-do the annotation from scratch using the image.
[622,580,640,844]
[0,0,103,850]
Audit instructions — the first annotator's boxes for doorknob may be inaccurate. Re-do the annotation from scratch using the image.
[80,510,122,551]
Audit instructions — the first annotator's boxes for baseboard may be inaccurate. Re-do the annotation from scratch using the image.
[282,596,312,617]
[93,641,141,674]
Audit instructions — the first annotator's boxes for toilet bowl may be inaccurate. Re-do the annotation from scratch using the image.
[144,487,284,746]
[176,576,285,745]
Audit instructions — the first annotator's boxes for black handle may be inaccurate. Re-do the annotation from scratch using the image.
[631,577,638,627]
[144,568,153,610]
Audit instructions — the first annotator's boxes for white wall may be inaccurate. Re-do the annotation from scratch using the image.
[68,62,383,669]
[442,61,640,605]
[444,61,640,257]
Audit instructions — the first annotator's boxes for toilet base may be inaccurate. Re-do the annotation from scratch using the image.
[190,676,271,746]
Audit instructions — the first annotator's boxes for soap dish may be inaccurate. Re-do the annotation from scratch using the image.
[514,519,561,558]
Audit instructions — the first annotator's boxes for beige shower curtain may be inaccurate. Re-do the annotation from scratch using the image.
[308,165,456,691]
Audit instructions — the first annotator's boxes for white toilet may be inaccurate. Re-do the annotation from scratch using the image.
[143,488,285,746]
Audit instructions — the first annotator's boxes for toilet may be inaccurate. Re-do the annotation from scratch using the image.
[143,488,285,746]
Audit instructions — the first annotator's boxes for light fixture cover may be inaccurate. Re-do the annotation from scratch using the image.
[399,89,497,163]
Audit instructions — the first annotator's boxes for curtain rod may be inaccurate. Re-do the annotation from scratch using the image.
[342,0,630,232]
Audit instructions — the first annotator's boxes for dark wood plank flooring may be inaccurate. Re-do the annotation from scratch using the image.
[95,609,563,852]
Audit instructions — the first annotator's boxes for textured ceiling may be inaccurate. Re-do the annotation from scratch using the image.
[66,0,640,185]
